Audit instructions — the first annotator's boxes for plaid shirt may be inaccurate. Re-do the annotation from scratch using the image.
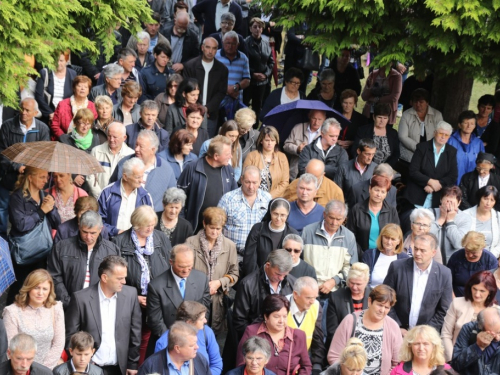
[218,188,272,253]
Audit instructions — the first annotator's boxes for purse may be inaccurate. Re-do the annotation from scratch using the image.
[8,216,53,265]
[297,48,320,71]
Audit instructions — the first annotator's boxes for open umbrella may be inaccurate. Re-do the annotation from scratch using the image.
[263,100,350,146]
[0,237,15,294]
[1,141,104,175]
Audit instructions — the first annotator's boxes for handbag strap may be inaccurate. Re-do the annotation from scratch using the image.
[287,335,293,375]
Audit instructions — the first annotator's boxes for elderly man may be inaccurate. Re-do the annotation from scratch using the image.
[346,163,397,207]
[125,100,169,152]
[89,64,124,104]
[0,334,52,375]
[284,110,326,179]
[140,43,173,99]
[192,0,243,38]
[233,249,296,340]
[127,12,171,53]
[97,48,146,91]
[210,12,247,55]
[178,135,237,231]
[287,174,325,235]
[287,277,325,374]
[48,210,120,309]
[217,165,272,260]
[283,234,316,280]
[298,118,349,180]
[87,122,134,198]
[99,157,153,237]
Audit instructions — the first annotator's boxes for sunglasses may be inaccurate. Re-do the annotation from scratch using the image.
[285,248,301,254]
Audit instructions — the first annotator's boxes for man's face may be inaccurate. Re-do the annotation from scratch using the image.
[107,126,127,150]
[223,37,238,57]
[264,264,288,284]
[20,100,36,125]
[135,137,155,161]
[293,286,319,312]
[102,265,127,294]
[201,39,218,61]
[79,225,101,248]
[170,251,194,278]
[322,126,340,147]
[323,209,345,234]
[123,165,145,190]
[309,110,326,131]
[69,347,95,371]
[214,144,232,166]
[141,108,159,128]
[338,49,350,67]
[120,56,136,73]
[413,238,436,269]
[8,349,36,375]
[145,22,160,37]
[297,181,317,204]
[357,147,376,166]
[174,17,189,36]
[176,334,199,361]
[241,171,260,197]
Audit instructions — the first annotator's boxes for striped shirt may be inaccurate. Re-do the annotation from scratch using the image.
[215,49,251,101]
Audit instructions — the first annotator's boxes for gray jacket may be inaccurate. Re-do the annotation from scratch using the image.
[430,208,472,262]
[52,362,103,375]
[334,158,378,192]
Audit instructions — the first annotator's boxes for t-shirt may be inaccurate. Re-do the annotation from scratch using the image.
[370,252,397,289]
[198,158,223,229]
[201,60,214,106]
[287,201,325,235]
[352,298,363,312]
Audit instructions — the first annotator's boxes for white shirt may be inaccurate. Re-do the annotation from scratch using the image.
[320,221,336,246]
[83,249,93,289]
[264,270,281,294]
[201,60,214,106]
[307,125,321,144]
[478,174,490,189]
[280,88,300,105]
[315,137,335,158]
[92,282,118,366]
[143,158,157,186]
[409,261,433,328]
[369,253,397,289]
[52,73,66,108]
[19,119,36,135]
[289,297,307,325]
[215,0,231,31]
[117,181,138,231]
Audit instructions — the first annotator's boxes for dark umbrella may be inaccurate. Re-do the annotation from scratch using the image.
[263,100,350,146]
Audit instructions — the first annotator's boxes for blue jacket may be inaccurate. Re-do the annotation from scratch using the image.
[140,64,173,100]
[125,121,170,153]
[155,326,222,375]
[361,248,409,284]
[177,157,238,230]
[447,130,485,185]
[157,148,198,181]
[97,180,153,237]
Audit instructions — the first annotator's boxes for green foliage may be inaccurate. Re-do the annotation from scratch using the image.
[0,0,152,107]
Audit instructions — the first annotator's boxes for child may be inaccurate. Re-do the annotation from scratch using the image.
[52,331,103,375]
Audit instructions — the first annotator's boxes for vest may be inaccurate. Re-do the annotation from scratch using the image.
[287,300,319,349]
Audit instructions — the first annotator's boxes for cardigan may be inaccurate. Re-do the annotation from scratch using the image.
[464,206,500,258]
[243,150,290,198]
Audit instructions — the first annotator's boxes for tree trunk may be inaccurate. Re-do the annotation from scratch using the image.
[431,70,474,127]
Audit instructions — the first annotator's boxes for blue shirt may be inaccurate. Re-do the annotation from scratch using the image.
[419,141,446,208]
[287,201,324,235]
[368,210,380,249]
[166,350,190,375]
[215,49,251,101]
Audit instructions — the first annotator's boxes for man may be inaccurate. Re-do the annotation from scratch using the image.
[209,12,247,55]
[287,174,325,235]
[178,135,237,231]
[452,307,500,375]
[183,37,228,137]
[127,12,171,53]
[192,0,243,38]
[99,157,153,237]
[0,334,52,375]
[125,101,170,152]
[334,138,377,192]
[298,118,349,180]
[48,210,120,309]
[346,163,397,207]
[233,249,296,340]
[383,233,453,335]
[138,322,211,375]
[217,165,271,261]
[87,122,135,199]
[283,234,316,280]
[0,98,50,238]
[283,159,344,206]
[97,48,146,91]
[284,110,326,179]
[287,277,325,374]
[330,49,362,108]
[141,43,173,99]
[66,256,142,375]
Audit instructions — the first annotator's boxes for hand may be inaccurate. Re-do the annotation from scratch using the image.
[227,85,239,99]
[126,370,138,375]
[427,178,442,192]
[172,63,184,73]
[400,328,408,337]
[253,73,266,82]
[94,73,101,80]
[73,175,85,186]
[446,199,458,221]
[337,140,353,150]
[138,296,147,308]
[297,142,307,153]
[396,62,407,74]
[118,229,125,234]
[18,165,26,174]
[477,331,494,350]
[270,21,276,27]
[319,279,336,294]
[209,280,222,295]
[49,113,55,120]
[424,185,434,194]
[40,195,55,213]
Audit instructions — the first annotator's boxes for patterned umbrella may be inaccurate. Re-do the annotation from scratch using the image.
[1,141,104,175]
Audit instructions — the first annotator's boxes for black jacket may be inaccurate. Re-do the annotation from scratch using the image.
[138,349,210,375]
[35,68,77,117]
[244,36,274,85]
[459,169,500,210]
[48,234,120,308]
[163,26,200,63]
[339,110,368,142]
[0,318,7,362]
[260,87,305,122]
[298,138,349,180]
[192,0,243,38]
[155,213,194,247]
[351,124,400,169]
[0,360,52,375]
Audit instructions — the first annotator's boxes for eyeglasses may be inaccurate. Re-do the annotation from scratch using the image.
[221,21,235,26]
[476,167,491,172]
[412,222,430,229]
[285,248,301,254]
[287,80,301,86]
[435,132,451,138]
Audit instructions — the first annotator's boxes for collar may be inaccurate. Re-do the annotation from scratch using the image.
[256,322,294,341]
[320,220,337,237]
[219,48,241,60]
[307,124,320,134]
[413,260,433,275]
[218,0,231,5]
[316,137,335,153]
[432,140,446,155]
[19,119,36,131]
[120,180,138,198]
[70,360,90,373]
[354,157,368,173]
[289,297,305,316]
[166,350,190,371]
[171,267,185,284]
[98,282,117,301]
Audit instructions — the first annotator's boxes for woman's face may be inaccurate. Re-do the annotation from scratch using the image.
[135,220,156,238]
[411,335,434,362]
[411,217,432,236]
[122,95,139,108]
[270,206,289,228]
[340,364,364,375]
[464,247,483,263]
[478,104,494,118]
[476,162,494,178]
[57,54,67,72]
[190,313,207,331]
[97,103,112,120]
[342,97,356,114]
[244,351,269,375]
[186,111,203,130]
[224,130,239,144]
[265,307,288,332]
[181,142,194,155]
[367,298,391,322]
[434,130,451,147]
[285,78,301,95]
[53,173,72,190]
[320,79,334,93]
[373,115,389,128]
[250,22,263,39]
[163,202,183,221]
[106,75,122,90]
[74,82,90,98]
[137,39,150,56]
[184,89,200,105]
[369,186,387,204]
[471,282,490,305]
[479,194,496,211]
[261,134,277,153]
[28,170,49,191]
[239,125,251,137]
[381,235,399,253]
[203,223,223,242]
[347,277,368,296]
[168,82,180,98]
[76,120,92,137]
[28,280,51,307]
[459,118,476,135]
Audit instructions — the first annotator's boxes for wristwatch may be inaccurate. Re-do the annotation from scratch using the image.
[233,82,240,91]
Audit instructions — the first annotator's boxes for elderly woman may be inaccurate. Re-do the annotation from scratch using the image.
[2,270,64,369]
[172,103,210,156]
[326,263,371,345]
[362,223,409,288]
[337,89,368,151]
[155,301,223,375]
[328,284,402,375]
[404,121,458,209]
[155,73,183,127]
[186,207,239,334]
[50,75,98,140]
[307,68,336,108]
[89,64,124,105]
[244,126,289,198]
[242,198,299,277]
[448,110,485,184]
[156,187,194,247]
[236,107,259,162]
[112,81,142,125]
[321,338,367,375]
[403,208,443,263]
[92,95,115,143]
[135,31,154,70]
[347,175,400,252]
[158,129,198,181]
[441,270,498,362]
[47,172,88,224]
[228,336,275,375]
[237,295,312,375]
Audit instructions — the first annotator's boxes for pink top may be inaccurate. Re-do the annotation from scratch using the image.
[390,361,452,375]
[49,186,88,223]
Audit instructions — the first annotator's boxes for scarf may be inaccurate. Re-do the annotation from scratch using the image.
[68,95,89,133]
[199,230,223,281]
[71,128,93,150]
[131,229,155,295]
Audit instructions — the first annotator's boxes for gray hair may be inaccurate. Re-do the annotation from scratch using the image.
[241,336,271,360]
[221,12,236,24]
[107,121,127,136]
[94,95,114,109]
[325,199,348,218]
[409,208,435,224]
[298,173,318,187]
[170,243,195,262]
[117,48,138,61]
[346,262,370,283]
[140,100,159,114]
[162,187,187,207]
[373,163,394,179]
[321,118,342,134]
[123,157,145,178]
[283,234,304,250]
[319,68,335,83]
[9,333,37,353]
[202,37,219,48]
[414,233,438,251]
[168,321,199,351]
[242,165,261,180]
[435,120,453,134]
[222,31,239,43]
[20,97,39,113]
[136,31,151,42]
[477,307,500,330]
[293,276,318,294]
[103,64,124,79]
[137,129,160,151]
[266,249,293,273]
[79,210,103,229]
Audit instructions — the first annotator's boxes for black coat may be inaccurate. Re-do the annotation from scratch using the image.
[339,110,368,142]
[298,137,349,180]
[155,212,194,247]
[35,68,77,117]
[459,169,500,210]
[260,87,306,122]
[0,318,7,362]
[351,124,400,169]
[59,129,101,153]
[192,0,243,38]
[0,360,52,375]
[163,26,200,63]
[244,36,274,84]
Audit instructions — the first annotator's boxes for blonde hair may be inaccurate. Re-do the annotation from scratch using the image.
[376,223,404,254]
[399,325,446,367]
[203,207,227,226]
[340,337,367,370]
[346,262,370,283]
[461,231,486,252]
[74,108,95,126]
[131,205,158,230]
[94,95,113,109]
[234,108,257,129]
[15,269,57,308]
[13,167,46,197]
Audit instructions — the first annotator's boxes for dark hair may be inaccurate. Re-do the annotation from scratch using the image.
[373,102,392,117]
[357,138,376,152]
[175,78,200,106]
[169,129,196,154]
[369,284,397,307]
[411,88,430,103]
[256,126,279,152]
[464,270,498,306]
[440,186,462,202]
[262,198,291,222]
[98,255,128,278]
[74,196,99,215]
[154,42,172,58]
[458,110,476,124]
[219,120,241,167]
[340,89,358,105]
[174,1,189,13]
[475,185,499,205]
[150,11,161,24]
[176,301,207,322]
[478,94,496,108]
[166,74,183,91]
[370,174,391,190]
[262,294,290,318]
[185,103,206,117]
[284,67,304,84]
[69,331,94,351]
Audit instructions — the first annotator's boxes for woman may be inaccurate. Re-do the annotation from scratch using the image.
[236,107,259,162]
[448,110,485,184]
[307,68,336,108]
[59,108,100,153]
[260,68,306,121]
[227,336,275,375]
[337,89,368,151]
[403,208,443,264]
[154,301,223,375]
[242,198,299,277]
[362,223,409,288]
[35,52,76,124]
[155,73,183,127]
[172,103,209,156]
[112,81,142,125]
[158,129,198,181]
[326,263,371,345]
[446,231,498,297]
[92,95,115,143]
[328,284,402,375]
[475,94,496,139]
[441,270,498,362]
[165,78,207,134]
[392,325,451,375]
[321,338,367,375]
[244,126,289,198]
[347,175,400,252]
[89,64,124,105]
[112,205,171,363]
[155,187,194,247]
[186,207,239,334]
[48,172,88,224]
[237,295,312,375]
[2,270,64,370]
[135,31,154,71]
[50,75,98,140]
[200,120,243,182]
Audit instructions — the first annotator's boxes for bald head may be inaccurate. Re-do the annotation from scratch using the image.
[305,159,326,179]
[481,307,500,330]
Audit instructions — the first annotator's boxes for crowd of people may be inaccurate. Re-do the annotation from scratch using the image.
[2,1,500,375]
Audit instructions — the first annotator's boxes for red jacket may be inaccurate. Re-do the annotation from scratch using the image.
[50,98,97,140]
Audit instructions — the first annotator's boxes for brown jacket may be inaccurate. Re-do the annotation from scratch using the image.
[283,176,344,207]
[243,150,290,198]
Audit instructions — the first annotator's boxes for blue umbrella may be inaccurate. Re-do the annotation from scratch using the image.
[0,237,15,295]
[263,100,350,146]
